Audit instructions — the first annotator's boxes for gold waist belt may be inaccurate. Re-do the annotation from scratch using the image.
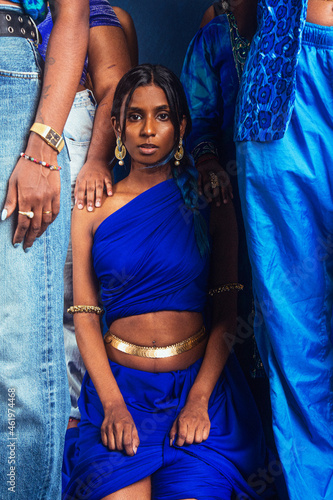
[104,325,206,359]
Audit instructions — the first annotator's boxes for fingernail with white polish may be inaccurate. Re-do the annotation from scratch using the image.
[87,206,93,212]
[24,247,31,254]
[78,203,83,210]
[1,208,7,221]
[13,243,20,249]
[133,446,137,454]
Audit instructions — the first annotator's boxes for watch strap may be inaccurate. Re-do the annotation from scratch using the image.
[30,122,64,153]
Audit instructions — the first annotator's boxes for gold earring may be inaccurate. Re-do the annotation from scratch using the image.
[115,136,126,166]
[174,138,184,166]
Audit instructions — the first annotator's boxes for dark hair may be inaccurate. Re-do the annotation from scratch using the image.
[111,64,209,257]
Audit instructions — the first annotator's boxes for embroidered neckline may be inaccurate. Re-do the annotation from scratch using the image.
[226,11,251,82]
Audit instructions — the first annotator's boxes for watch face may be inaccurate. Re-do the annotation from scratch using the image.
[46,129,61,147]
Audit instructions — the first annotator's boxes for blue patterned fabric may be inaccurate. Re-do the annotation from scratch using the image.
[235,0,308,141]
[92,179,210,327]
[11,0,46,22]
[181,14,250,164]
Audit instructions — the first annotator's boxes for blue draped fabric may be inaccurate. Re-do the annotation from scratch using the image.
[236,22,333,500]
[92,179,210,327]
[63,179,278,499]
[235,0,308,141]
[63,357,276,500]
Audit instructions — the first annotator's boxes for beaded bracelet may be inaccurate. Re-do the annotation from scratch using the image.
[67,305,104,315]
[208,283,244,296]
[20,152,62,171]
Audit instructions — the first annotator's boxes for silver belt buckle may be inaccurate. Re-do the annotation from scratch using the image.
[28,15,40,45]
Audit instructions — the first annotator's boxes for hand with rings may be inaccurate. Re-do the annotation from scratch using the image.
[196,155,233,206]
[1,135,61,250]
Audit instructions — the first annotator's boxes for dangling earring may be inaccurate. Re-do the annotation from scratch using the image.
[115,136,126,166]
[174,138,184,166]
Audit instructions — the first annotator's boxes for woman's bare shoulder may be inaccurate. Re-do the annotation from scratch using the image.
[72,178,139,235]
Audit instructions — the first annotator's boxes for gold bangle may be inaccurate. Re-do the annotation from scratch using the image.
[104,325,207,358]
[67,305,104,315]
[208,283,244,296]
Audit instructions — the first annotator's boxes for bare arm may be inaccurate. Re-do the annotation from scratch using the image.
[170,200,238,446]
[71,206,139,456]
[75,25,132,211]
[112,7,139,66]
[2,0,89,249]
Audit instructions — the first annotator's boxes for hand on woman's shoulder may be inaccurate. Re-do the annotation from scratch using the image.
[72,178,137,236]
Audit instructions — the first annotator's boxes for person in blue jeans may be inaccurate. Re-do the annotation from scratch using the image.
[38,0,132,425]
[235,1,333,498]
[0,1,89,498]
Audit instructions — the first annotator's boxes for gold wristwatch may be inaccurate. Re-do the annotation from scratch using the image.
[30,123,64,153]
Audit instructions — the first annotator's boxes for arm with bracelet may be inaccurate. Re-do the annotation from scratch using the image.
[181,18,233,206]
[1,0,89,250]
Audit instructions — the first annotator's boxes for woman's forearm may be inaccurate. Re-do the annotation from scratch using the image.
[75,318,125,410]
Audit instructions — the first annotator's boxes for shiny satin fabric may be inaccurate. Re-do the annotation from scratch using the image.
[237,22,333,500]
[63,357,277,499]
[92,179,210,327]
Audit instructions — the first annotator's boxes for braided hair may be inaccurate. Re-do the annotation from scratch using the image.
[111,64,210,257]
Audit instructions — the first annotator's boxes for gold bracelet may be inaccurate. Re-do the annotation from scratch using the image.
[67,305,104,315]
[208,283,244,296]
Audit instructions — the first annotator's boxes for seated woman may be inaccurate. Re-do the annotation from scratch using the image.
[63,64,277,500]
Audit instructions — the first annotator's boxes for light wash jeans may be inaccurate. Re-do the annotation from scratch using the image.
[63,89,96,419]
[0,7,71,498]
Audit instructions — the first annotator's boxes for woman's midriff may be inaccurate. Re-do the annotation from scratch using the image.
[307,0,333,26]
[104,311,208,373]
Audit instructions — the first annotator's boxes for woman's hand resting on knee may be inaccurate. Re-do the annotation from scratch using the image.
[169,400,211,447]
[101,401,140,456]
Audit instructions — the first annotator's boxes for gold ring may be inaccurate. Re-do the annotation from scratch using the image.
[209,172,219,189]
[43,210,52,214]
[18,210,34,219]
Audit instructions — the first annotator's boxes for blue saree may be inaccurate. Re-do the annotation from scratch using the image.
[63,179,277,499]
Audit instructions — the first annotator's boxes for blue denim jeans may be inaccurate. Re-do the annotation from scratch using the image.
[0,7,71,498]
[63,89,96,419]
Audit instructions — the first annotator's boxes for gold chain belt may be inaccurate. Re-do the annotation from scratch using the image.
[104,325,207,359]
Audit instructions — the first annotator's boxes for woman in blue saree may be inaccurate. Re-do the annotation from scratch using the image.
[63,64,277,500]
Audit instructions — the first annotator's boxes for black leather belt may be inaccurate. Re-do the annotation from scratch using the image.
[0,10,40,43]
